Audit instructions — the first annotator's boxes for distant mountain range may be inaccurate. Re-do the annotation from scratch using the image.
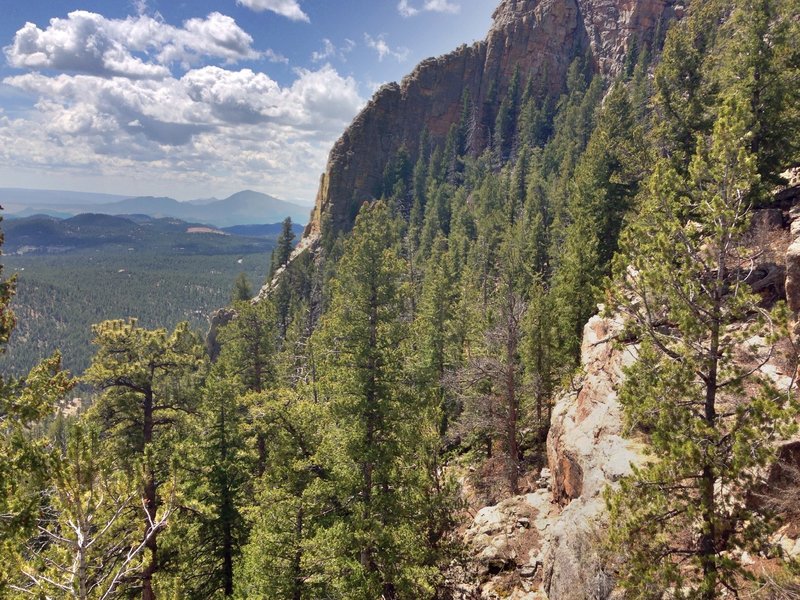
[2,212,302,256]
[0,188,311,227]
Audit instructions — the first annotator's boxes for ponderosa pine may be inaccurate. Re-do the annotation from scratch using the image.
[606,97,798,598]
[84,319,205,599]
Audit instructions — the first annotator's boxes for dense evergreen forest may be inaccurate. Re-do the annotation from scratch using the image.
[1,0,799,598]
[0,213,300,375]
[0,252,268,376]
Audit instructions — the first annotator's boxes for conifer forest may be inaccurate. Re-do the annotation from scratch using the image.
[1,0,799,598]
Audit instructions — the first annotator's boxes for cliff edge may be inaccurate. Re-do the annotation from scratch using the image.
[304,0,673,238]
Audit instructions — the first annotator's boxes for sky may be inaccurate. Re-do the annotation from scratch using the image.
[0,0,495,203]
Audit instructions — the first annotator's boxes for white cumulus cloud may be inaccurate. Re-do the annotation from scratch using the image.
[1,63,364,200]
[236,0,309,22]
[3,11,262,79]
[0,7,368,200]
[398,0,460,17]
[311,38,336,63]
[311,38,355,63]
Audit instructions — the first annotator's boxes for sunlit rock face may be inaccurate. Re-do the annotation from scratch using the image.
[305,0,674,237]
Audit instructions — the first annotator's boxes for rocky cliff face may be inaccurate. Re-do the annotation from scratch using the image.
[306,0,673,237]
[457,190,800,599]
[457,312,644,600]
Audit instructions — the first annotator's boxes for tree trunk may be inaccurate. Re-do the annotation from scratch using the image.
[699,255,723,599]
[220,402,235,597]
[360,287,378,574]
[292,506,304,600]
[222,498,234,596]
[437,335,447,437]
[505,288,520,495]
[78,530,88,600]
[143,387,158,600]
[699,336,719,598]
[382,582,397,600]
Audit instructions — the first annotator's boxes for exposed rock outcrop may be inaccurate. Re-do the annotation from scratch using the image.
[542,313,644,600]
[459,193,800,599]
[305,0,673,237]
[547,314,643,508]
[785,231,800,315]
[205,306,236,360]
[460,313,644,599]
[463,491,556,597]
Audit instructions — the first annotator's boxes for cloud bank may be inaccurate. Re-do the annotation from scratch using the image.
[5,11,262,77]
[0,10,364,201]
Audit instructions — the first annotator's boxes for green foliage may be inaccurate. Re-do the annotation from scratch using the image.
[270,217,297,278]
[606,97,799,597]
[236,387,325,600]
[0,214,75,592]
[174,374,252,598]
[217,300,277,394]
[0,251,269,376]
[310,202,447,598]
[83,318,206,597]
[653,0,799,185]
[411,235,460,436]
[714,0,800,191]
[652,0,724,167]
[11,422,149,599]
[232,272,253,302]
[4,3,799,597]
[549,81,646,365]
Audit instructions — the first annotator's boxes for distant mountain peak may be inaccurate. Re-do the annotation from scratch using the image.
[4,189,311,227]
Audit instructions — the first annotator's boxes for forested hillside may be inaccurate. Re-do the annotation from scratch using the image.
[0,214,284,375]
[1,0,799,598]
[0,252,268,376]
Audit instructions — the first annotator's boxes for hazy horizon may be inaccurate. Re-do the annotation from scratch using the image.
[0,0,493,201]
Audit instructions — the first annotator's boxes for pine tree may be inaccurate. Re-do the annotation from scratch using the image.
[217,299,276,394]
[549,82,645,367]
[413,235,460,437]
[652,0,725,167]
[606,98,799,598]
[521,274,555,438]
[311,201,442,599]
[714,0,800,191]
[0,212,74,591]
[175,374,250,597]
[216,299,277,479]
[522,157,551,278]
[454,223,528,495]
[231,272,253,303]
[493,68,521,162]
[270,217,297,278]
[84,319,205,599]
[13,422,167,600]
[381,147,412,210]
[236,386,326,600]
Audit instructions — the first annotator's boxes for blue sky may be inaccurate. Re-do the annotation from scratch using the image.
[0,0,494,202]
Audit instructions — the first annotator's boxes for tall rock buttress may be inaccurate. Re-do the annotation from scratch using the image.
[304,0,673,238]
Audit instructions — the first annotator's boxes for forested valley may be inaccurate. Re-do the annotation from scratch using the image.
[0,214,305,375]
[1,0,799,598]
